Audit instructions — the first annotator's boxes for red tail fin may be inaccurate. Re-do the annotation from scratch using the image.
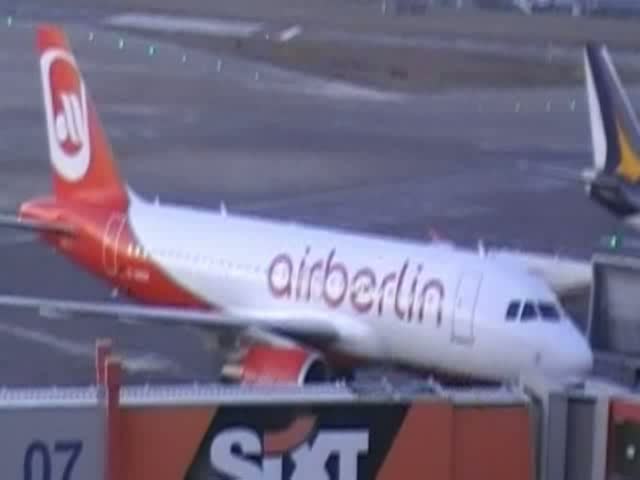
[36,24,128,211]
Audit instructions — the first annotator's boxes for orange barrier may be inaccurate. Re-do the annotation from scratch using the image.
[95,340,533,480]
[452,405,532,480]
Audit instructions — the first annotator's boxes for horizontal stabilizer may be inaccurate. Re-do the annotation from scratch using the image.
[0,294,340,346]
[518,160,596,185]
[0,214,75,235]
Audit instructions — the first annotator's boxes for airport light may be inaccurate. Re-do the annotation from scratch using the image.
[600,233,640,251]
[605,234,621,249]
[609,235,618,249]
[6,16,12,27]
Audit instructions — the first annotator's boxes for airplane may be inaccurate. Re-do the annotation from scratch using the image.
[0,24,593,386]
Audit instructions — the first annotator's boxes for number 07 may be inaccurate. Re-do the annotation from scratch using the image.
[24,440,83,480]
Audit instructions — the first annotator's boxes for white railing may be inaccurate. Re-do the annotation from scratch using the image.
[0,380,532,409]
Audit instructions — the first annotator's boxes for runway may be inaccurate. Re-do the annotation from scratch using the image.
[0,16,623,386]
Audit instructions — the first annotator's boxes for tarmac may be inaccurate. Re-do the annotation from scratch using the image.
[0,9,628,386]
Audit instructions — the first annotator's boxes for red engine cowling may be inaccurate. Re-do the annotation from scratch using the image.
[220,345,331,385]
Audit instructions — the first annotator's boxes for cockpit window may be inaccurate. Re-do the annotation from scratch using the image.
[538,302,561,322]
[521,301,537,321]
[505,301,520,321]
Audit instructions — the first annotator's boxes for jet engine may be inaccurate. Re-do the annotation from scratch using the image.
[220,345,331,385]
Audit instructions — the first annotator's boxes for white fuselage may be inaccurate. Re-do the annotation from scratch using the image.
[123,194,593,382]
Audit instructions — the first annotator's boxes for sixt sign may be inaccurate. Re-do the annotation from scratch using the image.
[184,403,413,480]
[209,415,369,480]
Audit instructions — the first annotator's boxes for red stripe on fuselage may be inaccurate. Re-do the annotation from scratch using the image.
[20,196,213,310]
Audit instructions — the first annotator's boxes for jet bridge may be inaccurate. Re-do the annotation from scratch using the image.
[588,251,640,387]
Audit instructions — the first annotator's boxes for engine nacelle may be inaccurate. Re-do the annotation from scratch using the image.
[220,345,331,385]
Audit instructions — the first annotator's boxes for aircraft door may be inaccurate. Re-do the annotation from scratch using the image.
[102,213,126,277]
[452,271,482,344]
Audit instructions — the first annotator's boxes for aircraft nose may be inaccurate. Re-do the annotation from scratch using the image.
[546,331,593,379]
[568,335,594,377]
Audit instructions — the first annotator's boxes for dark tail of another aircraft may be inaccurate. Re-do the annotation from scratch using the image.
[584,44,640,183]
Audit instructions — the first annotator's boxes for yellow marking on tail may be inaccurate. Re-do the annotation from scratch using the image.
[616,121,640,182]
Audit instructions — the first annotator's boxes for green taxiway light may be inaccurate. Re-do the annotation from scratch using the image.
[6,16,12,27]
[148,45,156,56]
[600,234,621,249]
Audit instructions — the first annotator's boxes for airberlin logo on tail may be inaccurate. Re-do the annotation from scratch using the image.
[56,92,84,150]
[40,48,90,182]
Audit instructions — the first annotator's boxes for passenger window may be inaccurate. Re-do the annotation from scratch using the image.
[521,301,537,321]
[505,301,520,321]
[538,302,560,322]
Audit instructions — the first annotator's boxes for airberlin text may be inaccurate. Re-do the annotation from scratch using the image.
[267,247,444,324]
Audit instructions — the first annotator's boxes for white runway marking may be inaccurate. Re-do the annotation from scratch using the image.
[278,25,303,43]
[306,81,404,102]
[104,13,263,38]
[0,322,183,374]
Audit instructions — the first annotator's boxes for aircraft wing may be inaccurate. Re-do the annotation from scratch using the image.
[517,160,596,186]
[0,295,340,347]
[425,227,593,297]
[487,249,592,298]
